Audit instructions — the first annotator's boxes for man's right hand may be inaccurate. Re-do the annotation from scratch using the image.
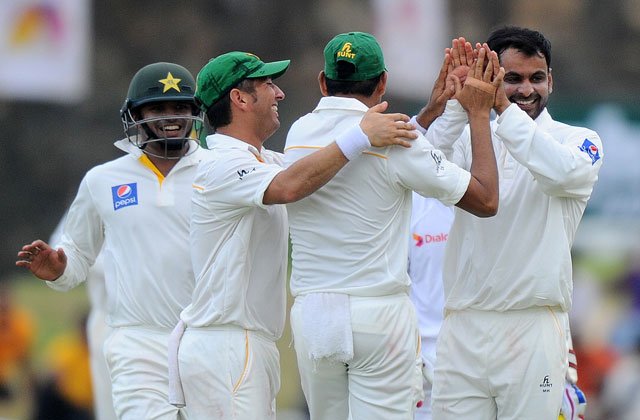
[16,239,66,281]
[453,47,505,116]
[360,101,418,148]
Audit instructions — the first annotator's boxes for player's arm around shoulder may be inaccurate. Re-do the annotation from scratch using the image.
[262,101,418,205]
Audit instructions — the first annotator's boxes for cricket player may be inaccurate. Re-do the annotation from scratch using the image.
[283,32,502,419]
[427,27,603,419]
[17,62,206,419]
[170,51,420,420]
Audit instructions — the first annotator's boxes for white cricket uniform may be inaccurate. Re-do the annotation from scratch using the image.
[427,101,603,419]
[48,139,205,420]
[407,195,453,420]
[50,217,117,420]
[177,133,288,420]
[284,96,471,420]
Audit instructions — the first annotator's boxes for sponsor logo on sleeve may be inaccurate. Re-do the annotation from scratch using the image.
[111,183,138,211]
[430,150,445,175]
[578,139,600,165]
[237,167,256,180]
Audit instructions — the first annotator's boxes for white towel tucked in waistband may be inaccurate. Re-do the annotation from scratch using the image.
[301,292,353,364]
[168,320,186,407]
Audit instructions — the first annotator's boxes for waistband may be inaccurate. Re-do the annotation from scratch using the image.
[444,305,566,318]
[184,323,276,342]
[295,291,409,303]
[112,325,175,334]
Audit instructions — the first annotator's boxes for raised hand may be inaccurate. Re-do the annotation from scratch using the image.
[360,101,418,148]
[16,239,66,281]
[453,47,505,116]
[415,52,454,129]
[450,37,475,84]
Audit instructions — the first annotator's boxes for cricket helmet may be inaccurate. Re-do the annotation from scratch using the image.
[120,62,204,158]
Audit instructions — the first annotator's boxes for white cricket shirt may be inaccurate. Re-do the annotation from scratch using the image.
[179,134,288,341]
[48,140,207,328]
[408,194,453,341]
[284,96,470,297]
[428,101,604,311]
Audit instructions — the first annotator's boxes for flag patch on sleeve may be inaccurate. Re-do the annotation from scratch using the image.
[578,139,600,165]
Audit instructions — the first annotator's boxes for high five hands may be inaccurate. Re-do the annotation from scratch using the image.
[417,37,505,129]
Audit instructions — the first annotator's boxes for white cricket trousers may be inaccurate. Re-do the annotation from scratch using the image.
[432,307,568,419]
[104,326,186,420]
[178,325,280,420]
[291,293,424,420]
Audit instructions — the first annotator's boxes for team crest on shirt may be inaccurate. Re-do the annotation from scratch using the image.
[430,150,445,176]
[578,139,600,165]
[111,183,138,211]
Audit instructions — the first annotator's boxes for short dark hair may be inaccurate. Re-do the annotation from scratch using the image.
[204,78,257,131]
[324,61,383,97]
[486,26,552,68]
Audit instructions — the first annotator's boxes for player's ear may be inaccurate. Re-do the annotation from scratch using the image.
[548,69,553,94]
[376,71,388,96]
[229,88,247,107]
[318,71,329,97]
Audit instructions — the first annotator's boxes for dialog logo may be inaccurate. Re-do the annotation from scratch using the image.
[111,183,138,211]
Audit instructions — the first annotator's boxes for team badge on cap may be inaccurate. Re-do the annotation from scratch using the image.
[111,183,138,211]
[578,139,600,165]
[159,72,182,93]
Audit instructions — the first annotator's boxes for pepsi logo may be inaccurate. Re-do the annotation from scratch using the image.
[117,184,132,199]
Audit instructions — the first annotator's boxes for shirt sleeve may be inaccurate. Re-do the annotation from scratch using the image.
[496,104,604,198]
[424,100,468,162]
[193,151,284,221]
[388,135,471,206]
[48,175,105,292]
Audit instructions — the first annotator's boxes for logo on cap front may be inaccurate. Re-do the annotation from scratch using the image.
[159,72,182,93]
[337,42,355,59]
[111,183,138,211]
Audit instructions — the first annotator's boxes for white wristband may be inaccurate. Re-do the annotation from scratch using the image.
[335,124,371,161]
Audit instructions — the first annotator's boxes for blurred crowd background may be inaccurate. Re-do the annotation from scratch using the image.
[1,0,639,418]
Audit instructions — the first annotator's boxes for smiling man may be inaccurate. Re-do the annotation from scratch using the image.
[426,27,603,419]
[16,62,207,420]
[169,51,420,420]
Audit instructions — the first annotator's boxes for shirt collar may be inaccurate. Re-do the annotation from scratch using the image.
[206,133,263,156]
[313,96,369,113]
[113,138,202,166]
[535,108,554,128]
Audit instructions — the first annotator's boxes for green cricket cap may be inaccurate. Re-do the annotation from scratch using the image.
[324,32,386,81]
[195,51,290,111]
